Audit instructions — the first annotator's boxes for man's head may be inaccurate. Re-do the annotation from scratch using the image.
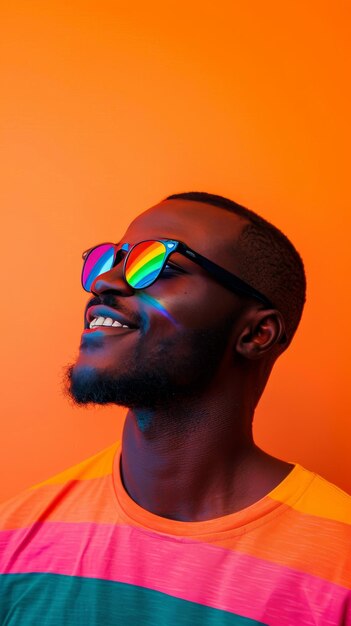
[67,192,306,414]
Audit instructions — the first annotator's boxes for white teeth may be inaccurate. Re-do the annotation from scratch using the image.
[89,316,104,328]
[89,316,130,329]
[103,317,113,326]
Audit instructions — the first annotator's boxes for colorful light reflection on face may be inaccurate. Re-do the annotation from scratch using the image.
[137,292,180,331]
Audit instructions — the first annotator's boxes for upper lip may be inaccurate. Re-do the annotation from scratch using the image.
[86,305,139,329]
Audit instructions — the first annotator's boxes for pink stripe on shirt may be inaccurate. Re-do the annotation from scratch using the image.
[0,521,348,625]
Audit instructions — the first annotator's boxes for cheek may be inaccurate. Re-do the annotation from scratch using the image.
[143,281,235,333]
[137,292,182,332]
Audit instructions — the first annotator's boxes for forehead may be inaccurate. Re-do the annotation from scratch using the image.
[123,199,248,263]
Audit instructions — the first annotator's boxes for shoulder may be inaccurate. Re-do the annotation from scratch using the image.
[294,465,351,526]
[270,463,351,526]
[0,442,120,531]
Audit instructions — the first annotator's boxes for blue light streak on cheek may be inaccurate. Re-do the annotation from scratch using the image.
[138,292,181,330]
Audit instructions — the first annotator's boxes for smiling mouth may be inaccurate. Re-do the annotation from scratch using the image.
[89,316,131,329]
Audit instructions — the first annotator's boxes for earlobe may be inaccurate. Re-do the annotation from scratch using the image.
[236,311,286,359]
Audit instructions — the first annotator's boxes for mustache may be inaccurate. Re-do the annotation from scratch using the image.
[85,294,141,327]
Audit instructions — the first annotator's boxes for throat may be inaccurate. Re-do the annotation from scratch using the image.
[119,409,272,522]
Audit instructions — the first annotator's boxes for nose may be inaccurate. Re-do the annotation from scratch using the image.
[91,265,135,297]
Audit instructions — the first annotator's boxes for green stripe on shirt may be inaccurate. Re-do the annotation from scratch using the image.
[0,573,266,626]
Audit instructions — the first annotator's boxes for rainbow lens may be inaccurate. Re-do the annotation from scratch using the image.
[125,241,167,289]
[82,243,115,292]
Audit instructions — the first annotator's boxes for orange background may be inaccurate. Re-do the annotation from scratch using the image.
[1,1,350,501]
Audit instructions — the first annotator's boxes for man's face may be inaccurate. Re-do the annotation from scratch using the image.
[68,199,248,409]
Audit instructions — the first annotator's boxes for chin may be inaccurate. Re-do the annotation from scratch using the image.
[64,363,115,405]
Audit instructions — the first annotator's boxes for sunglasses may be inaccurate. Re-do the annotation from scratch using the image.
[81,239,273,307]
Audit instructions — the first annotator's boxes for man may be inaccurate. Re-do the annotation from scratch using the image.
[0,192,350,625]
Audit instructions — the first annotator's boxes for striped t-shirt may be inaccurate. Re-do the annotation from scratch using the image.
[0,442,350,625]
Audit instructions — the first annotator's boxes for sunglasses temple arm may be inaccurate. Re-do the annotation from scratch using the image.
[178,244,274,308]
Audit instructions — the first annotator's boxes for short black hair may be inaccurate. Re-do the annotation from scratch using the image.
[166,191,306,342]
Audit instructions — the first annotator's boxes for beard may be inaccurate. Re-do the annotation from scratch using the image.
[64,319,233,411]
[65,359,182,409]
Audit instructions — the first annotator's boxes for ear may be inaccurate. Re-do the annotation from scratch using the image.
[236,310,287,360]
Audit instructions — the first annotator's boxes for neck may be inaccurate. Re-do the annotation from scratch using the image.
[119,379,293,521]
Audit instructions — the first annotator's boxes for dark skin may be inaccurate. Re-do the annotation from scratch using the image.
[77,199,294,521]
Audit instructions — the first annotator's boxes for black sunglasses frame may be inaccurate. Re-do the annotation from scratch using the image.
[82,238,274,309]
